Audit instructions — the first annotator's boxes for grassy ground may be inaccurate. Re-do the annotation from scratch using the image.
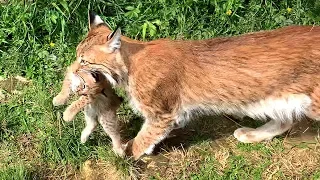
[1,0,320,179]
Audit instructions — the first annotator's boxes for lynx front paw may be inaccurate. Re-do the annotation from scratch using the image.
[52,96,67,106]
[113,145,125,157]
[124,139,144,160]
[234,127,271,143]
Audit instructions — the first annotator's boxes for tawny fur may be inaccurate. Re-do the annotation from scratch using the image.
[53,61,124,156]
[76,12,320,159]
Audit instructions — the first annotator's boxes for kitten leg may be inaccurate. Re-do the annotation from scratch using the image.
[53,73,72,106]
[81,108,98,143]
[233,119,293,143]
[63,96,91,122]
[53,61,81,106]
[125,115,174,160]
[98,114,124,157]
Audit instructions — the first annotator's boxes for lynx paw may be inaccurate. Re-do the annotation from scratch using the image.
[234,127,271,143]
[113,145,125,157]
[124,140,144,160]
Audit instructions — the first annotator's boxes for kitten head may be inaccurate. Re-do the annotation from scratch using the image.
[70,70,105,95]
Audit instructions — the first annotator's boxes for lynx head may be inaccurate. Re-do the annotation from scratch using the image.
[76,11,125,86]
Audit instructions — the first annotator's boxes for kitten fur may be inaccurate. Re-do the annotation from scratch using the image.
[53,61,124,156]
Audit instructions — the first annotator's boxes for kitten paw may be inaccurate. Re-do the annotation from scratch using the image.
[80,134,89,143]
[63,111,75,122]
[234,127,263,143]
[52,96,66,106]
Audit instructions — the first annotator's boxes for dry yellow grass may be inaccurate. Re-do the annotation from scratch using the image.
[127,117,320,179]
[81,160,125,180]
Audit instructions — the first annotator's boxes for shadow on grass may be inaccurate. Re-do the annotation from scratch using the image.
[122,114,320,155]
[153,115,260,154]
[120,113,264,154]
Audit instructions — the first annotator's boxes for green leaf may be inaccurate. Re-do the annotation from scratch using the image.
[50,14,58,24]
[51,3,68,19]
[125,6,135,11]
[148,22,157,37]
[59,0,69,13]
[152,19,161,26]
[142,22,148,40]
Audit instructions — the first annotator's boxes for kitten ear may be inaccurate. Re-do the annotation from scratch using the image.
[88,11,104,29]
[90,71,100,82]
[107,28,121,52]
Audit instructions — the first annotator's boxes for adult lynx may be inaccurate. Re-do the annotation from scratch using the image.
[53,62,124,156]
[77,12,320,159]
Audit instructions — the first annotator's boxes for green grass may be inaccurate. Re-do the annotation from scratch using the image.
[1,0,320,179]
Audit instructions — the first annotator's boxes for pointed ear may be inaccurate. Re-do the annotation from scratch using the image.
[88,11,104,29]
[107,28,121,52]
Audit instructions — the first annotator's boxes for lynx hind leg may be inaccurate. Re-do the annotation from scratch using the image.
[98,112,124,156]
[307,86,320,121]
[63,96,91,122]
[234,119,293,143]
[234,93,313,143]
[125,114,175,160]
[81,108,98,143]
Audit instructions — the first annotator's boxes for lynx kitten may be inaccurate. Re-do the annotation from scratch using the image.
[53,62,124,156]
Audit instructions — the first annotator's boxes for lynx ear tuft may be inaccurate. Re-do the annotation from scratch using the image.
[88,11,104,29]
[107,27,121,51]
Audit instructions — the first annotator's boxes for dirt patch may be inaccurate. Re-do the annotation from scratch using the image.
[16,133,41,163]
[285,118,320,145]
[0,75,30,103]
[80,160,125,180]
[42,164,79,180]
[138,146,205,179]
